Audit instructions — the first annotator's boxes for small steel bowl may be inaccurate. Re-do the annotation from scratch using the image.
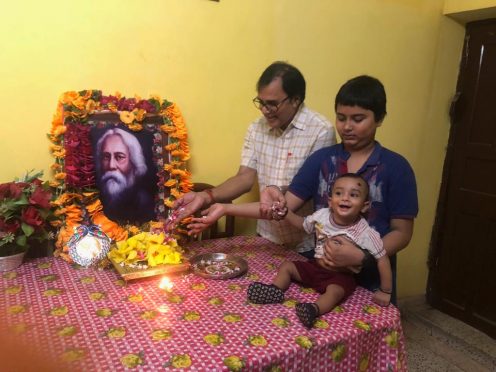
[190,253,248,280]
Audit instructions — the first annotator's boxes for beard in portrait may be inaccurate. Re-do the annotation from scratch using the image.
[94,127,158,224]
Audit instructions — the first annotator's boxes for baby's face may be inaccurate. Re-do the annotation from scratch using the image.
[328,177,368,223]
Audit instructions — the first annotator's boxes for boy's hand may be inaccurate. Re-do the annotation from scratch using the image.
[323,235,365,268]
[372,290,391,307]
[260,186,286,219]
[187,203,226,236]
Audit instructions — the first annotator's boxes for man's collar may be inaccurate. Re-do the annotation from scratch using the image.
[265,104,306,134]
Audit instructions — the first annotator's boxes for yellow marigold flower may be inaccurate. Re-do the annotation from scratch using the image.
[128,225,140,235]
[52,125,67,136]
[164,199,174,208]
[86,99,97,112]
[72,96,87,110]
[133,108,146,122]
[54,172,66,180]
[108,102,117,112]
[127,123,143,132]
[170,188,182,198]
[164,179,177,187]
[119,111,135,124]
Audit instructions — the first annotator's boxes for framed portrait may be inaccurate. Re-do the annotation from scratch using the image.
[49,90,192,262]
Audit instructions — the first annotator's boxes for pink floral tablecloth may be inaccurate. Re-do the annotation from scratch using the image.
[0,236,406,371]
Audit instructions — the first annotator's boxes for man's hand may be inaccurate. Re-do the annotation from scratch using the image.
[174,191,209,220]
[187,203,226,236]
[322,235,366,268]
[260,186,286,219]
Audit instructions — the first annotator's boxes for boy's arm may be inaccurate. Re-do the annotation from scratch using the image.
[382,218,414,256]
[372,255,392,306]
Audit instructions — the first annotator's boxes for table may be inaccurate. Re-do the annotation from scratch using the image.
[0,236,406,371]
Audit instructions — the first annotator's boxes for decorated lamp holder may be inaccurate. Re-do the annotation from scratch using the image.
[68,225,111,267]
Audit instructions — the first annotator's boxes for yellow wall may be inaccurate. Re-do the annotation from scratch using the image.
[0,0,469,297]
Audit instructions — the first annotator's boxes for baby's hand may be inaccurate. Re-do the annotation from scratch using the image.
[270,202,288,220]
[372,289,391,307]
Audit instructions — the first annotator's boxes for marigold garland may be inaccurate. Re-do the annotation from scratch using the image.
[49,90,192,262]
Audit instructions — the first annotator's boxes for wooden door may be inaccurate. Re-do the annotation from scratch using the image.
[427,19,496,339]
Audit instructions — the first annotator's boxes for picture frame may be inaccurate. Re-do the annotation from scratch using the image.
[49,90,192,262]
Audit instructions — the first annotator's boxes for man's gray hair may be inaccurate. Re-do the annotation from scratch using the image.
[95,128,147,178]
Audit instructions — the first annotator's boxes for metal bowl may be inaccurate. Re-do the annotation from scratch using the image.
[190,253,248,280]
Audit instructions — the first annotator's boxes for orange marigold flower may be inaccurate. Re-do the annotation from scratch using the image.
[60,91,79,105]
[87,199,103,214]
[119,111,135,124]
[171,150,184,157]
[54,172,66,180]
[164,179,177,187]
[165,143,179,151]
[53,149,66,158]
[160,125,176,134]
[50,163,62,170]
[149,221,164,230]
[170,188,182,198]
[49,180,61,188]
[50,220,63,227]
[171,169,187,177]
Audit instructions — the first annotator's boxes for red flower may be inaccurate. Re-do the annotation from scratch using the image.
[0,183,9,199]
[29,187,51,209]
[8,183,25,199]
[21,206,44,227]
[0,218,20,234]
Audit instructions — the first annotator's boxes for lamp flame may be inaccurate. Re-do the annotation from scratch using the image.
[159,277,173,291]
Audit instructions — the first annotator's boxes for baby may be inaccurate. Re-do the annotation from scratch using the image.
[248,173,392,328]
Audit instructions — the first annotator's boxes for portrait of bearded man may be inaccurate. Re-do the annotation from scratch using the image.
[94,127,158,223]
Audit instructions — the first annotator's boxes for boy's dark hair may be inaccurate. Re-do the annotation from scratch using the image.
[334,75,387,122]
[257,61,306,103]
[332,173,370,199]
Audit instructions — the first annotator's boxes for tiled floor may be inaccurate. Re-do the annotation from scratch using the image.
[398,296,496,371]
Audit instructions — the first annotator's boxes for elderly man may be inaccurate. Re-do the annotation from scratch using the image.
[176,61,335,255]
[95,127,156,223]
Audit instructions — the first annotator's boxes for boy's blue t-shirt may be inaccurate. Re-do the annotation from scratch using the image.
[288,142,418,294]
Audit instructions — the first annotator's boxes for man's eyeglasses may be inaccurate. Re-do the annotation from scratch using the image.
[252,96,290,112]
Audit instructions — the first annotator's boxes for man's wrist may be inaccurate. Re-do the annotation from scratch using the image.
[266,184,282,193]
[203,189,215,205]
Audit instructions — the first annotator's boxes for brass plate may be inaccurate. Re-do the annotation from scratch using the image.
[190,253,248,280]
[110,258,190,281]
